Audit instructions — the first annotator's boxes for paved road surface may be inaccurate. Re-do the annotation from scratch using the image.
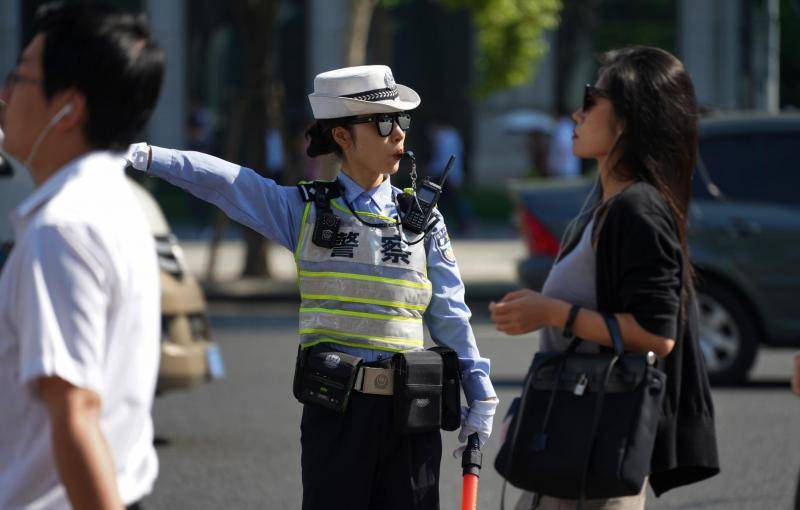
[144,302,800,509]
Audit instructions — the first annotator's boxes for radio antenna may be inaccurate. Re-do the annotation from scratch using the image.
[438,155,456,186]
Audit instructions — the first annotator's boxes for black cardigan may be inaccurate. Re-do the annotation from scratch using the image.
[562,181,720,496]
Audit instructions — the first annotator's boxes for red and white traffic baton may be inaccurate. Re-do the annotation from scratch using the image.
[461,433,482,510]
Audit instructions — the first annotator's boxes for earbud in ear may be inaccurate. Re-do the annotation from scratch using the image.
[41,103,74,131]
[55,103,74,120]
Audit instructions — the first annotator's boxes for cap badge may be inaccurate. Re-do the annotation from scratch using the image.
[384,71,396,89]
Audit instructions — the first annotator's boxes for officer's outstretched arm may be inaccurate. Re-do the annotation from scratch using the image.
[127,143,304,251]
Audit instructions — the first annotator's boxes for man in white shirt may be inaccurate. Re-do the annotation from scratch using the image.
[0,3,164,509]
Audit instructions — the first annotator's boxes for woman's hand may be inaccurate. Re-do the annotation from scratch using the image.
[489,289,562,335]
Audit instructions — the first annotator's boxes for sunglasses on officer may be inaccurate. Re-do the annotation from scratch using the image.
[348,112,412,137]
[583,84,610,112]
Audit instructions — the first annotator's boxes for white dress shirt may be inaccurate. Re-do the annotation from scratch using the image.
[0,152,160,509]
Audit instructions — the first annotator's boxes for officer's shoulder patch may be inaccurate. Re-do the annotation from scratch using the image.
[441,246,457,265]
[433,225,456,264]
[434,226,450,248]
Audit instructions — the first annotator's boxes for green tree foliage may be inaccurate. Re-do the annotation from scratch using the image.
[449,0,561,95]
[382,0,562,96]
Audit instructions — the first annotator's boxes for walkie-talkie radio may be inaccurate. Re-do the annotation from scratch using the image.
[400,153,456,234]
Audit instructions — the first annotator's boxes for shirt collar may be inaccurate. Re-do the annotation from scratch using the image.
[12,151,125,233]
[337,170,394,208]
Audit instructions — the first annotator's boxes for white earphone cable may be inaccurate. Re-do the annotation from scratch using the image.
[24,103,73,170]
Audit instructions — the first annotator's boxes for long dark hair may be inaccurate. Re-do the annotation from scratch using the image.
[599,46,698,291]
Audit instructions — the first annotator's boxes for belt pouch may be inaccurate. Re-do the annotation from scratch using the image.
[429,346,462,431]
[393,350,443,433]
[293,347,362,413]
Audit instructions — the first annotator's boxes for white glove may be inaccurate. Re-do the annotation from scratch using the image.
[452,398,498,458]
[125,142,151,171]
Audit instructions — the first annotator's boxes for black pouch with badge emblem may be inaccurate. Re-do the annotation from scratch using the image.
[293,347,362,413]
[392,350,443,433]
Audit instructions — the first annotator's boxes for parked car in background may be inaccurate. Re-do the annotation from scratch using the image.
[0,151,223,393]
[513,113,800,384]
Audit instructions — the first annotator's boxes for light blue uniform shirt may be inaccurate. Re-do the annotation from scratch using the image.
[147,147,495,403]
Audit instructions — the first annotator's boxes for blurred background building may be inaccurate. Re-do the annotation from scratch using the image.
[1,0,796,190]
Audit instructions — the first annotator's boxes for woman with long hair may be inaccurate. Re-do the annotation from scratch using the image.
[492,46,719,509]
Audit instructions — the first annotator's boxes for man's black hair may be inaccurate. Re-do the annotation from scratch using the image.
[34,1,164,151]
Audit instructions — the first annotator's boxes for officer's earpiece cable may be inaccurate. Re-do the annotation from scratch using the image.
[336,184,397,229]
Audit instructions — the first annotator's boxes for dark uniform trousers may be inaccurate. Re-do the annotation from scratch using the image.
[301,388,442,510]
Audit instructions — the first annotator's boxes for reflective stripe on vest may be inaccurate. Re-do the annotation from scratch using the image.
[295,199,432,352]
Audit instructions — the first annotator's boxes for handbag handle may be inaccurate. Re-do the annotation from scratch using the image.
[603,313,625,355]
[576,313,623,509]
[556,312,624,359]
[563,312,624,355]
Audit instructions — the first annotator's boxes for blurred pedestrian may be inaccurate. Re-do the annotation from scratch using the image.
[187,102,217,235]
[491,46,719,509]
[544,108,580,179]
[128,64,497,510]
[427,117,471,233]
[265,127,284,183]
[0,3,164,509]
[187,101,215,154]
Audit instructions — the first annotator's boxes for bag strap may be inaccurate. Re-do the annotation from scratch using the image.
[500,357,538,510]
[576,313,624,510]
[539,314,623,448]
[604,313,625,355]
[563,311,624,355]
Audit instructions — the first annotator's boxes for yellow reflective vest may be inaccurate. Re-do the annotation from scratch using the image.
[294,197,432,353]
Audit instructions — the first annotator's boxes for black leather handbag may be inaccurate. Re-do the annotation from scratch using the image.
[495,314,666,507]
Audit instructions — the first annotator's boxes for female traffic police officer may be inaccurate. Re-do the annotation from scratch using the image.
[128,65,497,509]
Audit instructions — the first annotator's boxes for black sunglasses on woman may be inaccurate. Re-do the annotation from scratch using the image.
[348,112,412,137]
[583,84,610,112]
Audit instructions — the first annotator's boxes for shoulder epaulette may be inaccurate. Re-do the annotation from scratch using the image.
[296,180,341,203]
